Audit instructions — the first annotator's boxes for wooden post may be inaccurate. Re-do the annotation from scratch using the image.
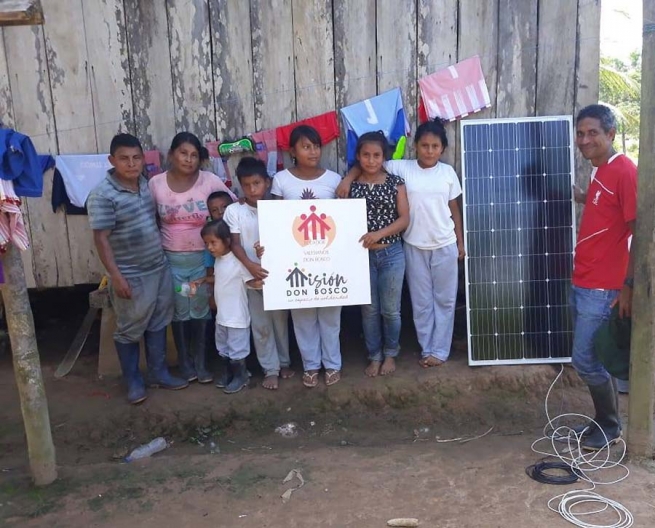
[627,0,655,457]
[0,244,56,485]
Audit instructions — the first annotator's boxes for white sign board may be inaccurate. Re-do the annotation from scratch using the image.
[258,199,371,310]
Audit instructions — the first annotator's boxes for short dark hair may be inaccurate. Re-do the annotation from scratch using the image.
[355,131,389,158]
[576,104,617,133]
[415,118,448,149]
[110,133,143,156]
[169,132,209,161]
[207,191,233,206]
[289,125,322,149]
[235,156,268,182]
[201,219,231,245]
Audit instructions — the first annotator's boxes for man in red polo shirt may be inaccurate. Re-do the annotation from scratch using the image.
[571,104,637,450]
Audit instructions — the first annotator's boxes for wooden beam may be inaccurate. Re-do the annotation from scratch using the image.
[627,0,655,458]
[0,0,44,27]
[1,243,56,486]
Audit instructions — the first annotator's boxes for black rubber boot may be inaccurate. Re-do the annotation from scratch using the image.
[114,340,147,405]
[223,359,249,394]
[215,356,232,388]
[145,328,189,390]
[171,321,197,382]
[570,422,597,438]
[189,319,213,383]
[582,379,622,451]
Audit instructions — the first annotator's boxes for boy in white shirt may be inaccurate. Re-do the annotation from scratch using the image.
[223,157,292,390]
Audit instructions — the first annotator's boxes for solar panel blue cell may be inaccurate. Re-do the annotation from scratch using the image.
[462,116,575,365]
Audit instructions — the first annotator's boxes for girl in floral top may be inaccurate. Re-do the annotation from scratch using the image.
[349,132,409,376]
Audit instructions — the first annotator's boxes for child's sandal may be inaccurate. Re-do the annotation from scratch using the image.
[302,371,319,388]
[325,369,341,386]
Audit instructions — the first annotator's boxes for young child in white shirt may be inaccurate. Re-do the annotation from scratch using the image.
[224,157,292,390]
[201,219,262,394]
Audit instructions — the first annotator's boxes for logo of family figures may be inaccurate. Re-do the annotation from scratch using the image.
[285,263,348,297]
[292,205,337,249]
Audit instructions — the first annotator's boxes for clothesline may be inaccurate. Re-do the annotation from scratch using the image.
[14,32,602,144]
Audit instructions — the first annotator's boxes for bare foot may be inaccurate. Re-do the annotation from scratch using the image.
[280,367,295,379]
[262,375,279,390]
[419,356,444,368]
[365,361,382,377]
[380,357,396,376]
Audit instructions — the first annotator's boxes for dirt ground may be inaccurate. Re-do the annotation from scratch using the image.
[1,288,654,527]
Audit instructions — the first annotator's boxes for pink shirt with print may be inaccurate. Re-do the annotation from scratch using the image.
[148,170,235,252]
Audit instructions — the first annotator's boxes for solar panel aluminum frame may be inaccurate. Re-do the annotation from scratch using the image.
[461,115,577,366]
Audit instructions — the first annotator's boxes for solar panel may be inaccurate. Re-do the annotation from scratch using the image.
[461,116,576,365]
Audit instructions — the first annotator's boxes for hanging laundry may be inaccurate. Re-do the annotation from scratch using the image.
[250,129,281,176]
[55,154,111,208]
[51,168,87,215]
[0,128,44,198]
[143,150,162,179]
[0,179,30,253]
[276,111,340,151]
[340,88,411,168]
[205,141,232,186]
[418,55,491,123]
[39,154,56,173]
[218,137,254,156]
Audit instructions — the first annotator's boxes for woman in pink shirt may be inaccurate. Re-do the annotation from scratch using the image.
[149,132,235,384]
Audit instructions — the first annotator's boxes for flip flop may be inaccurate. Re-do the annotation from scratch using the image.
[325,369,341,386]
[302,371,319,388]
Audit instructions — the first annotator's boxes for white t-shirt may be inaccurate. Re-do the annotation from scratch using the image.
[385,160,462,250]
[271,169,341,200]
[213,251,254,328]
[223,202,260,263]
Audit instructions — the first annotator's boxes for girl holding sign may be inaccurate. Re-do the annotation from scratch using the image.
[271,125,343,388]
[348,132,410,377]
[338,119,464,368]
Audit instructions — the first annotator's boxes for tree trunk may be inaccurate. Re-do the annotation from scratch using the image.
[627,0,655,458]
[0,244,56,485]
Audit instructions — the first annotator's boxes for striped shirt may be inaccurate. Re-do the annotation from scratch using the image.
[88,171,167,278]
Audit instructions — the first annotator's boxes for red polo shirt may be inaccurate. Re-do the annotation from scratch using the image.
[573,154,637,290]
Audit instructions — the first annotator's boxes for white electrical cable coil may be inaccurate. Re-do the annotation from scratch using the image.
[529,366,634,528]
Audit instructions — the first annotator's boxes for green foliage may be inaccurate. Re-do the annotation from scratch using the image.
[599,53,641,156]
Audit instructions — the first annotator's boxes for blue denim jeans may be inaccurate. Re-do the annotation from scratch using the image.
[361,241,406,361]
[570,285,619,386]
[165,250,211,321]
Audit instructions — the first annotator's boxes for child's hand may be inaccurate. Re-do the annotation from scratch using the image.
[247,262,269,280]
[457,240,466,260]
[335,178,352,199]
[247,279,264,289]
[254,241,265,259]
[359,232,382,249]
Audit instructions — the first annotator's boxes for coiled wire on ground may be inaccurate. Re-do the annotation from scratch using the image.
[527,366,633,528]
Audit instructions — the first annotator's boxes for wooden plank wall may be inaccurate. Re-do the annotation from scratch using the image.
[0,0,601,288]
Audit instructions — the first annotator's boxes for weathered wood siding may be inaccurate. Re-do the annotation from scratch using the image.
[0,0,601,288]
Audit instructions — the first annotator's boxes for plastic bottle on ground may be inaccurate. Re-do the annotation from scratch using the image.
[125,437,168,462]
